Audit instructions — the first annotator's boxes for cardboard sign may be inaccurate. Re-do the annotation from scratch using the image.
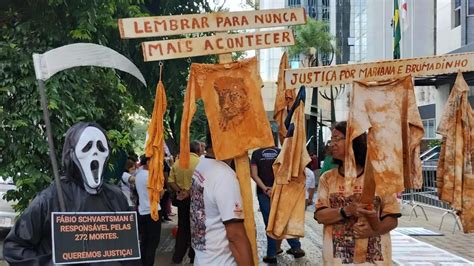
[119,8,306,38]
[142,29,294,61]
[285,52,474,87]
[51,212,140,264]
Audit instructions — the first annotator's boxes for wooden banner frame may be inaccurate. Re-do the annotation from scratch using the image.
[119,8,306,39]
[285,52,474,88]
[119,7,308,265]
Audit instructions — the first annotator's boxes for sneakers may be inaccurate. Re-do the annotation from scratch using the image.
[286,248,305,258]
[262,256,277,264]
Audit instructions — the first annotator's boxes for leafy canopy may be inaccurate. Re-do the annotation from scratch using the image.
[0,0,212,211]
[288,18,333,59]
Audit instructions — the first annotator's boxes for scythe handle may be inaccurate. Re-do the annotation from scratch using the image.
[37,79,66,212]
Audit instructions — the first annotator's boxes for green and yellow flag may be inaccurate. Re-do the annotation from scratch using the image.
[393,0,401,59]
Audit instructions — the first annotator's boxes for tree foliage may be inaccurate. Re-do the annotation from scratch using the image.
[0,0,212,211]
[288,18,334,61]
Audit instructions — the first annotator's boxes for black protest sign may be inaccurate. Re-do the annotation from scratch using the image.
[51,212,140,264]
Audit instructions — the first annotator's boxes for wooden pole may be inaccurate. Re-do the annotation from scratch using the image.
[37,79,66,212]
[217,51,258,266]
[353,161,378,263]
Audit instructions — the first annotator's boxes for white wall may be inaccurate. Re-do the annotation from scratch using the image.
[415,86,437,106]
[367,0,435,60]
[436,0,462,54]
[366,0,393,60]
[259,0,285,112]
[434,84,451,138]
[403,0,435,57]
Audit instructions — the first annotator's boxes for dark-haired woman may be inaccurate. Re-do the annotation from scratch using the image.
[314,121,401,265]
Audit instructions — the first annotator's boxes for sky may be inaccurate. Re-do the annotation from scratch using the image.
[208,0,253,12]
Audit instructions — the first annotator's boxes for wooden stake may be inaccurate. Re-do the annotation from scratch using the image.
[353,160,377,263]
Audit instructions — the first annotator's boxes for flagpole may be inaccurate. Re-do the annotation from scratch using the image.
[411,0,414,57]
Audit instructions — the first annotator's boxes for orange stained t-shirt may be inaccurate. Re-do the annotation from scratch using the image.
[268,87,310,239]
[179,57,274,168]
[437,72,474,233]
[145,81,167,221]
[345,76,424,197]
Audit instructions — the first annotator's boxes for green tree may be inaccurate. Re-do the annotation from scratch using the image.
[0,0,212,211]
[288,18,334,66]
[287,18,334,157]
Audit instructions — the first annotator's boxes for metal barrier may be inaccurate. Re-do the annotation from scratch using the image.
[401,165,462,233]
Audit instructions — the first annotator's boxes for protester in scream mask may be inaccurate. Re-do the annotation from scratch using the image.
[3,122,138,266]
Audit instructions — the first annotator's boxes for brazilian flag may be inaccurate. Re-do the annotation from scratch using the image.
[393,0,401,59]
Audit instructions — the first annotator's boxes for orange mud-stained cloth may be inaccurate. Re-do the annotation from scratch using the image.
[345,76,424,197]
[437,72,474,233]
[145,81,167,221]
[268,86,311,239]
[179,57,274,168]
[273,52,296,145]
[180,57,272,265]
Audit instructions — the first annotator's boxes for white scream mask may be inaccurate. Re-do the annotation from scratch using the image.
[74,126,109,194]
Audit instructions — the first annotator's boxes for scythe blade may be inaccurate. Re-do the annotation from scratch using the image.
[33,43,146,86]
[32,43,147,212]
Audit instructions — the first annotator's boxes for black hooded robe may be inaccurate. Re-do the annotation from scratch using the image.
[3,178,142,266]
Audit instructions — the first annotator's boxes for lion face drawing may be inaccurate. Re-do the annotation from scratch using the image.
[213,77,251,131]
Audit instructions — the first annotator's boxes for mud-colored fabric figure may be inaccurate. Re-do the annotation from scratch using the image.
[180,57,272,264]
[316,169,400,265]
[268,86,311,239]
[145,81,167,221]
[273,52,296,145]
[345,76,424,197]
[437,72,474,233]
[179,57,274,167]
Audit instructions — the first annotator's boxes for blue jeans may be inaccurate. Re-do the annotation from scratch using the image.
[257,193,301,257]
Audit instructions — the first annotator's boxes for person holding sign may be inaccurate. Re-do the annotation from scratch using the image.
[3,122,138,265]
[314,122,400,265]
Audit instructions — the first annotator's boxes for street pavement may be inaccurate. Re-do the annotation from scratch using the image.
[154,200,474,265]
[396,203,474,263]
[0,199,471,265]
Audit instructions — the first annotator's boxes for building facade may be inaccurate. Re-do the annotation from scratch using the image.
[258,0,473,147]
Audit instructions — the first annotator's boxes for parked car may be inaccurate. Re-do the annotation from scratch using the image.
[0,177,17,229]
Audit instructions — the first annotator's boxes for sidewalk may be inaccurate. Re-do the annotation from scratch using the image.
[0,202,470,265]
[397,203,474,262]
[155,202,474,265]
[154,206,324,265]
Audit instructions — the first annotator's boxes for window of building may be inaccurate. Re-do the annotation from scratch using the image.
[422,118,436,139]
[288,0,301,7]
[453,0,461,28]
[469,0,474,15]
[349,0,367,62]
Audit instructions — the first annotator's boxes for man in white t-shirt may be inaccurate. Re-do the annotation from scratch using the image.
[190,133,253,266]
[135,156,161,266]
